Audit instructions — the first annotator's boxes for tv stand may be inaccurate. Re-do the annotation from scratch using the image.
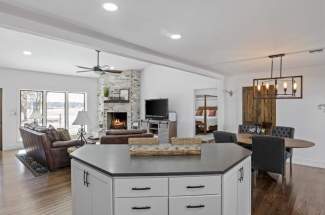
[140,119,177,143]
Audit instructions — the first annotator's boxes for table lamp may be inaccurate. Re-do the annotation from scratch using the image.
[73,111,90,145]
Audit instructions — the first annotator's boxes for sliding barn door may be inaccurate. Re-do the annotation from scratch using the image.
[242,86,276,127]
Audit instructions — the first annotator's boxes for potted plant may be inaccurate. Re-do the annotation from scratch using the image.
[103,87,109,99]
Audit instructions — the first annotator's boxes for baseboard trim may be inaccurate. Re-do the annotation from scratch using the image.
[293,157,325,169]
[3,142,23,151]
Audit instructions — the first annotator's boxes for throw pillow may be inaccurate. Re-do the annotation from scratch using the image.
[57,128,71,141]
[46,125,61,142]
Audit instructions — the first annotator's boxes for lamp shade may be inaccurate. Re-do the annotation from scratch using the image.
[72,111,90,125]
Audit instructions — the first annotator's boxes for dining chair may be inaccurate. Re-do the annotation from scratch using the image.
[271,126,295,175]
[213,131,237,143]
[252,136,286,182]
[238,124,262,134]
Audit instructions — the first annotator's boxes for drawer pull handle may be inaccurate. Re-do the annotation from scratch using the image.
[186,204,205,209]
[186,185,205,189]
[132,206,151,210]
[131,187,151,191]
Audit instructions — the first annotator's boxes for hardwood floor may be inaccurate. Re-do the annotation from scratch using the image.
[1,150,325,215]
[252,168,325,215]
[0,150,71,215]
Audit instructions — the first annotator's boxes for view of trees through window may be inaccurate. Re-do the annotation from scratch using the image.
[20,91,43,126]
[20,90,86,135]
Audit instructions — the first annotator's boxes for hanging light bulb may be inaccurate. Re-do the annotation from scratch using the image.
[293,81,298,94]
[265,83,270,90]
[283,81,288,94]
[293,82,297,90]
[257,84,261,91]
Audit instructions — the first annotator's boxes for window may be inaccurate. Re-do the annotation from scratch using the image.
[20,90,43,126]
[68,93,86,135]
[19,90,87,134]
[46,92,66,128]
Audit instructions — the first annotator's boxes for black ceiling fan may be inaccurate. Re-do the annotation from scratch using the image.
[76,50,123,74]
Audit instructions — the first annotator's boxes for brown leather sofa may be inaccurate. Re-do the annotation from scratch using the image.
[20,127,81,171]
[100,129,154,144]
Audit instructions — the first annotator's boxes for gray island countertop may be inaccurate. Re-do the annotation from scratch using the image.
[70,143,251,177]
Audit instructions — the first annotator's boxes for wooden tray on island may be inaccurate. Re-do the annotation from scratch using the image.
[129,144,201,156]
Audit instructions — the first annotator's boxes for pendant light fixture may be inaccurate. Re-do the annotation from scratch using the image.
[253,54,303,99]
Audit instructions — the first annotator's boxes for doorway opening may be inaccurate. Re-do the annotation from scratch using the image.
[0,88,2,151]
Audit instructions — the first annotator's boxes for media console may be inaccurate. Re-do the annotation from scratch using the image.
[140,119,177,143]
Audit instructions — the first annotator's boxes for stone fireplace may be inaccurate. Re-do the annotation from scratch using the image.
[107,112,127,129]
[97,70,141,131]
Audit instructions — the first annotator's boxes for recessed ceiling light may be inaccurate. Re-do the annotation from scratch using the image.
[23,50,32,56]
[169,34,182,40]
[102,2,119,12]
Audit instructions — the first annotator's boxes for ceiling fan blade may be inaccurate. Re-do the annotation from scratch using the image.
[76,65,92,69]
[100,65,111,68]
[76,70,93,73]
[102,69,123,74]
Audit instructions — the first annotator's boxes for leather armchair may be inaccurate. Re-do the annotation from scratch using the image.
[20,127,81,171]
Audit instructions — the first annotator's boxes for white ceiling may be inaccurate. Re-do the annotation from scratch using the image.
[0,27,149,77]
[0,0,325,75]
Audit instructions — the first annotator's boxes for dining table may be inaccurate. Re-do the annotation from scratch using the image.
[237,133,315,149]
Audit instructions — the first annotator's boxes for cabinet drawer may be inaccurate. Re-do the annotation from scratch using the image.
[115,197,168,215]
[114,177,168,197]
[169,195,221,215]
[169,175,221,196]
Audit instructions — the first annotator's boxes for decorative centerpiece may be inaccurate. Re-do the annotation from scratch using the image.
[129,144,201,156]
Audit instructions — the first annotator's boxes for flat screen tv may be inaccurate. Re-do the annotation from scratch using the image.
[145,99,168,120]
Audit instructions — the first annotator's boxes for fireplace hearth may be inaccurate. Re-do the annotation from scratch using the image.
[107,112,127,129]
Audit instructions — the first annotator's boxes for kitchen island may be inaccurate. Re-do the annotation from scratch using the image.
[70,143,252,215]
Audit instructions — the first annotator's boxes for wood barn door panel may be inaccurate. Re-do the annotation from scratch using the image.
[242,86,276,128]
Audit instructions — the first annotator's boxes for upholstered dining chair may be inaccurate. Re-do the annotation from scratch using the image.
[238,124,262,134]
[272,126,295,138]
[213,131,237,143]
[252,136,287,182]
[271,126,295,175]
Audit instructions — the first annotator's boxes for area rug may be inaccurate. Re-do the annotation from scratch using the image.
[16,154,48,177]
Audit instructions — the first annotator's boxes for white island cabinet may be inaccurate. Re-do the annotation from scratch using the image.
[71,144,251,215]
[71,160,113,215]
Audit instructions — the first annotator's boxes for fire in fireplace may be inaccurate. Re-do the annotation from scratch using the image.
[108,112,127,129]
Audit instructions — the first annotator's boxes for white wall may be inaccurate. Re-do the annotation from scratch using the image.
[140,65,224,137]
[0,67,98,150]
[224,66,325,168]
